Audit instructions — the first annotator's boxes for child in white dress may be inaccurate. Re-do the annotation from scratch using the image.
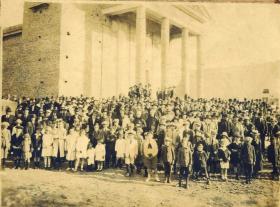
[22,133,32,170]
[42,126,53,169]
[74,128,89,171]
[115,129,126,168]
[66,128,78,170]
[95,140,105,171]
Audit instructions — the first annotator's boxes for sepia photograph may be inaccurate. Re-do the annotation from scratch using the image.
[1,0,280,206]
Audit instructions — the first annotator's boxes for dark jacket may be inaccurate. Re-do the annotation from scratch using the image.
[177,146,192,167]
[193,150,208,170]
[241,143,256,165]
[161,145,175,163]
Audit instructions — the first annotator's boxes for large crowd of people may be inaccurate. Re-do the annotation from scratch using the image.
[1,84,280,189]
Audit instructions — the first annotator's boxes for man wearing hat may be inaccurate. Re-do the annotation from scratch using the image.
[244,116,254,137]
[254,112,268,153]
[217,114,232,140]
[26,114,37,137]
[1,107,15,132]
[251,130,263,178]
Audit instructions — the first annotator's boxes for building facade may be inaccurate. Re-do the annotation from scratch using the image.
[3,2,209,98]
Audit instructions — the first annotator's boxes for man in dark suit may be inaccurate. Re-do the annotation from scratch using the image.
[217,114,232,140]
[1,107,15,132]
[254,112,268,153]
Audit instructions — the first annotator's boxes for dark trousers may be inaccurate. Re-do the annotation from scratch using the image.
[260,134,266,154]
[14,159,21,169]
[126,164,134,176]
[116,158,124,169]
[164,162,172,178]
[105,143,116,168]
[68,160,75,168]
[179,166,190,187]
[244,163,253,182]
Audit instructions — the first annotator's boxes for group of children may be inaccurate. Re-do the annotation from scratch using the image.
[2,119,279,189]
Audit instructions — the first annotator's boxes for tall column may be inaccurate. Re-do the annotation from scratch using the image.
[196,34,204,98]
[181,28,190,96]
[135,6,146,84]
[161,18,170,89]
[115,20,122,95]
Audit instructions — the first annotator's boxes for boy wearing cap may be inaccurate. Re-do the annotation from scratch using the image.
[193,143,210,184]
[228,136,242,180]
[135,125,144,174]
[124,131,138,176]
[1,122,11,168]
[161,137,174,183]
[177,136,193,188]
[241,136,256,184]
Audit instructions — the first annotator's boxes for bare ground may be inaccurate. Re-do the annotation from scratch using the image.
[1,168,279,207]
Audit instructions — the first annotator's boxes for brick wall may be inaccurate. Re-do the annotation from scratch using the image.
[20,2,62,98]
[2,33,23,97]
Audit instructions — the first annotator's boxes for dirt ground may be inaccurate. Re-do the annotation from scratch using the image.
[1,167,279,207]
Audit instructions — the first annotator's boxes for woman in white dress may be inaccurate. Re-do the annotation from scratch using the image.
[42,126,54,169]
[74,128,89,171]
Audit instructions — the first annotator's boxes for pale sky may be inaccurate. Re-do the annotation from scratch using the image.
[2,0,280,69]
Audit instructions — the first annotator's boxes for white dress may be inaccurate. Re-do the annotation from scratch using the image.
[95,143,105,161]
[115,139,126,158]
[75,135,89,159]
[23,138,32,160]
[87,148,96,165]
[42,134,53,157]
[66,134,77,161]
